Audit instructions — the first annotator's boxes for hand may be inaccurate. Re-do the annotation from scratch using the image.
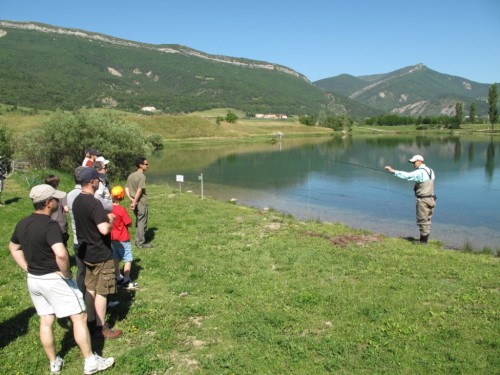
[130,202,137,210]
[107,213,116,223]
[384,166,395,173]
[57,271,72,280]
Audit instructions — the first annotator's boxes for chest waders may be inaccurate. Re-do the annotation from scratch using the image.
[414,167,436,244]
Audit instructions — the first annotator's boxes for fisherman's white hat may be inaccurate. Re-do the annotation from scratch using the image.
[408,155,424,163]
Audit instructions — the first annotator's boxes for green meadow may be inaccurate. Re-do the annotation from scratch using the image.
[0,170,498,374]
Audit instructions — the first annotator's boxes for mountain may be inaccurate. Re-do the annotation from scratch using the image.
[314,64,495,117]
[0,21,332,115]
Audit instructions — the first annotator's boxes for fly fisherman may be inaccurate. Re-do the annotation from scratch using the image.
[384,155,436,244]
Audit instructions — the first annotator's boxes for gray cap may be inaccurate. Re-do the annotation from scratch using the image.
[29,184,66,203]
[79,167,100,183]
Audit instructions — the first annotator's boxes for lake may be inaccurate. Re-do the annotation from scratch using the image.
[148,134,500,250]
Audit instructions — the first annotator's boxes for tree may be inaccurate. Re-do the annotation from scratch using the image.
[0,125,14,173]
[298,115,317,126]
[20,110,147,179]
[488,83,498,130]
[454,102,463,126]
[225,111,238,123]
[469,102,476,124]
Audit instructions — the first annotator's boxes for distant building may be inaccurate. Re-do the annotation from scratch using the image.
[255,113,288,119]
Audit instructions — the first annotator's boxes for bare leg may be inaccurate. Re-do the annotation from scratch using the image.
[123,261,131,280]
[39,314,56,362]
[94,294,108,327]
[69,312,93,359]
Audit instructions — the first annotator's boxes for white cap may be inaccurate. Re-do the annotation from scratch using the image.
[408,155,424,163]
[29,184,66,203]
[95,156,110,165]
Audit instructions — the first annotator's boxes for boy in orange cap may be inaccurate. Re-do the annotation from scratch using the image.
[110,186,138,289]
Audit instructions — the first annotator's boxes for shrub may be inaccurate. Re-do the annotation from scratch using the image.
[147,134,164,151]
[20,110,147,179]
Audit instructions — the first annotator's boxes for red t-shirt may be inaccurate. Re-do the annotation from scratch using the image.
[111,204,132,242]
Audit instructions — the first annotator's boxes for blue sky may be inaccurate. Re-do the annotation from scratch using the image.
[1,0,499,83]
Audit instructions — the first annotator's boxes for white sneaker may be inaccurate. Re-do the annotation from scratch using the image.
[50,356,64,374]
[84,353,115,374]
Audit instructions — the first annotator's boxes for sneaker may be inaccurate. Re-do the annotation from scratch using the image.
[50,356,64,374]
[84,353,115,374]
[93,324,123,339]
[124,280,139,290]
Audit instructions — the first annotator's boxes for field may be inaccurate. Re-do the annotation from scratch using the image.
[0,172,498,374]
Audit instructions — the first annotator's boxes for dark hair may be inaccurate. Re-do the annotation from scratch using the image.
[74,166,84,184]
[33,199,49,210]
[135,157,147,168]
[44,175,59,189]
[93,161,106,171]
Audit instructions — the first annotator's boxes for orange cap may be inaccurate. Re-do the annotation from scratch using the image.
[111,186,125,200]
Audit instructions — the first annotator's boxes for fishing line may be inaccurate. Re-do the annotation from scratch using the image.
[327,159,388,173]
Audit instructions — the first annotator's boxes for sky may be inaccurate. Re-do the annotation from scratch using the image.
[1,0,499,83]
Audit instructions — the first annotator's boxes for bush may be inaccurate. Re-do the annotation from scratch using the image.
[0,125,14,170]
[299,115,317,126]
[20,110,147,179]
[147,134,164,151]
[225,111,238,123]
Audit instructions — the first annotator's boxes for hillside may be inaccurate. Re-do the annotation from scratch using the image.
[314,64,496,117]
[0,21,331,116]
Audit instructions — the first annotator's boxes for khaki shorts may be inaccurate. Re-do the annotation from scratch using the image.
[84,259,116,296]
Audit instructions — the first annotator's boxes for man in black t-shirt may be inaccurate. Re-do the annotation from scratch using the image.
[9,184,114,374]
[73,167,122,339]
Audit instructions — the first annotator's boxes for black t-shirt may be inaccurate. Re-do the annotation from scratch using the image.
[10,213,63,275]
[73,192,112,263]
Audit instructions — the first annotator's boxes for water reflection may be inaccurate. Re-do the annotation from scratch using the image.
[150,135,500,249]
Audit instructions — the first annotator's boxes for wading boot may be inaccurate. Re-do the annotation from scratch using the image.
[419,234,429,245]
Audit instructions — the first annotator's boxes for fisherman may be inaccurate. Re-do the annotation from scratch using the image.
[384,155,436,244]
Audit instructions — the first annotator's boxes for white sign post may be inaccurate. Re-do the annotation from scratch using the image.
[176,174,184,193]
[198,173,204,200]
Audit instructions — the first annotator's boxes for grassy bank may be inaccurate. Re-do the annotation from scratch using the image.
[0,173,498,374]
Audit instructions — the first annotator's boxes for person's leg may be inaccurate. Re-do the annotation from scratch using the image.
[94,293,108,327]
[135,203,148,246]
[123,261,131,281]
[85,290,96,323]
[416,199,433,243]
[75,254,86,295]
[69,312,93,359]
[39,314,57,362]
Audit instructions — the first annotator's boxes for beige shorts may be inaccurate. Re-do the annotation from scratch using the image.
[84,259,117,296]
[27,273,86,318]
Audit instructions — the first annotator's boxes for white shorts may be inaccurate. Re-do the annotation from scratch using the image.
[27,273,86,318]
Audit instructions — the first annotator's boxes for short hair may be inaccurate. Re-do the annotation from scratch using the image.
[74,166,84,184]
[44,175,59,189]
[135,157,147,168]
[93,160,106,171]
[33,199,49,210]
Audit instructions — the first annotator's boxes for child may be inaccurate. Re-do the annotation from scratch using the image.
[44,174,70,247]
[110,186,138,289]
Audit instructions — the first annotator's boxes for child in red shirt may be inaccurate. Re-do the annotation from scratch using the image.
[111,186,138,289]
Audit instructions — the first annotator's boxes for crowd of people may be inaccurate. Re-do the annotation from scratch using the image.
[8,148,151,374]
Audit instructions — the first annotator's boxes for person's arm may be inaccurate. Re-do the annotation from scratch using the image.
[9,242,28,272]
[97,213,115,235]
[125,186,133,201]
[130,187,143,210]
[384,166,423,181]
[52,242,72,279]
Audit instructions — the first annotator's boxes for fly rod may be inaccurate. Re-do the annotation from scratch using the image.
[328,159,387,173]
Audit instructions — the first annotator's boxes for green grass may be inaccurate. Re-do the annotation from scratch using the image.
[0,171,498,374]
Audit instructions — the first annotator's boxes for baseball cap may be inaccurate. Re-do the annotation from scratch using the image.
[96,156,110,165]
[79,167,100,183]
[29,184,66,203]
[408,155,424,163]
[111,186,125,199]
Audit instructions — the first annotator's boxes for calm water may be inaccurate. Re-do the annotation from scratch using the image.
[148,135,500,250]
